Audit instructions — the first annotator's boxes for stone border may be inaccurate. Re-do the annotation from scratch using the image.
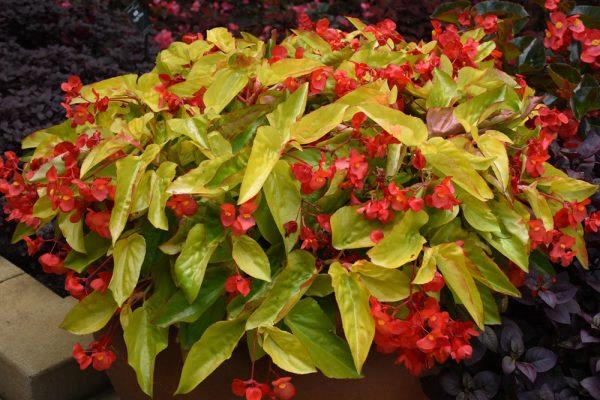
[0,256,109,400]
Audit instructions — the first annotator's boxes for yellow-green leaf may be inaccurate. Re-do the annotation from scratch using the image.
[109,155,143,243]
[351,261,410,301]
[60,290,118,334]
[261,326,317,374]
[232,235,271,282]
[109,233,146,306]
[148,162,177,230]
[357,103,427,146]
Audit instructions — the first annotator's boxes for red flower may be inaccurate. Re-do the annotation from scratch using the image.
[234,200,258,236]
[316,214,332,233]
[90,271,111,293]
[585,211,600,233]
[358,199,394,224]
[412,149,426,170]
[231,378,271,400]
[544,12,569,51]
[580,29,600,68]
[426,177,460,210]
[39,253,67,275]
[333,70,358,97]
[283,220,298,237]
[364,19,403,45]
[166,194,198,218]
[220,203,237,227]
[269,45,288,64]
[525,131,555,178]
[272,377,296,400]
[23,236,44,256]
[528,219,555,249]
[300,226,320,252]
[422,272,445,292]
[154,29,174,49]
[474,14,498,35]
[507,262,526,288]
[182,32,203,44]
[85,210,111,239]
[90,178,113,201]
[225,274,251,297]
[545,0,560,11]
[65,272,85,299]
[549,234,576,267]
[61,75,83,102]
[291,161,333,194]
[554,199,590,229]
[73,335,116,371]
[370,229,384,244]
[309,68,330,95]
[73,343,92,370]
[66,104,95,127]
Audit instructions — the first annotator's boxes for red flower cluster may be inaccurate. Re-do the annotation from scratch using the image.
[525,130,555,178]
[364,19,404,45]
[65,268,111,300]
[225,274,251,297]
[535,106,579,143]
[220,199,257,236]
[73,335,116,371]
[425,177,460,210]
[371,292,479,376]
[528,219,578,267]
[231,376,296,400]
[166,194,198,218]
[39,252,68,275]
[308,67,331,95]
[291,157,335,195]
[315,18,348,51]
[0,155,39,228]
[544,12,585,52]
[585,211,600,233]
[474,14,498,35]
[334,149,369,190]
[432,23,479,69]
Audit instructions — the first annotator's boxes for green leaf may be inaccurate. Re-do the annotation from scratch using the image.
[427,69,458,108]
[206,27,236,52]
[109,155,143,243]
[32,196,56,219]
[357,103,427,146]
[537,164,598,202]
[60,290,118,334]
[412,247,437,285]
[420,137,493,201]
[204,68,248,114]
[178,298,227,350]
[284,298,360,379]
[329,262,374,373]
[238,84,308,204]
[477,131,511,190]
[463,238,520,297]
[479,230,529,271]
[64,233,110,273]
[478,284,501,325]
[367,211,428,268]
[291,103,348,144]
[176,318,246,394]
[260,58,325,86]
[434,243,484,329]
[305,274,333,297]
[571,74,600,120]
[454,85,519,136]
[331,206,383,249]
[167,155,232,196]
[351,261,410,302]
[431,1,470,23]
[155,268,227,327]
[174,223,224,303]
[80,135,131,178]
[121,305,168,397]
[261,326,317,374]
[246,250,316,330]
[109,233,146,306]
[58,211,85,253]
[521,184,553,230]
[455,188,500,233]
[262,160,302,252]
[148,162,177,230]
[232,235,271,282]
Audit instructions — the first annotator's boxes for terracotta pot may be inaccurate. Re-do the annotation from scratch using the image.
[98,329,428,400]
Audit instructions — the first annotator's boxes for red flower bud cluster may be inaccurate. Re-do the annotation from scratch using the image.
[166,194,198,218]
[371,292,479,376]
[73,335,116,371]
[220,199,258,236]
[231,376,296,400]
[65,268,111,300]
[225,274,252,297]
[291,157,335,195]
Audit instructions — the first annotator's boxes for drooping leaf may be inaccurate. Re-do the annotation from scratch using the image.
[477,131,511,190]
[331,206,385,250]
[357,103,427,146]
[64,233,111,273]
[261,326,317,374]
[109,233,147,306]
[412,247,437,285]
[456,188,500,233]
[58,211,86,253]
[427,69,458,108]
[246,250,316,330]
[232,235,271,282]
[60,290,118,334]
[109,155,143,243]
[291,103,348,144]
[367,211,428,268]
[329,262,374,372]
[351,260,410,302]
[176,318,246,394]
[203,68,248,114]
[284,298,361,379]
[148,161,177,230]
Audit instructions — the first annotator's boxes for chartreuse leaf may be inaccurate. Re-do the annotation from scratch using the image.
[426,69,458,108]
[261,326,317,374]
[174,223,225,303]
[463,238,520,297]
[434,243,484,329]
[454,85,519,136]
[537,163,599,202]
[64,233,111,273]
[121,304,168,397]
[176,318,246,394]
[60,290,118,334]
[260,58,325,86]
[132,170,155,214]
[291,103,348,144]
[420,137,493,201]
[232,235,271,282]
[58,211,85,253]
[239,84,308,204]
[493,198,529,245]
[479,230,529,271]
[305,274,333,297]
[477,131,511,190]
[263,160,302,252]
[367,211,428,268]
[284,298,360,379]
[148,161,177,230]
[167,155,232,196]
[412,247,437,285]
[203,68,248,114]
[246,250,316,330]
[155,268,227,327]
[331,206,383,249]
[109,155,143,243]
[109,233,146,306]
[455,188,500,233]
[80,134,132,178]
[350,260,410,302]
[206,27,236,52]
[521,184,553,230]
[329,262,374,373]
[357,103,427,146]
[478,284,501,325]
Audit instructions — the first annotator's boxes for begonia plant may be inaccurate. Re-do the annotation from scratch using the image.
[1,13,598,399]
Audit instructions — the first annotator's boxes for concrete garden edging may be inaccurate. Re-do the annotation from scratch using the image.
[0,256,109,400]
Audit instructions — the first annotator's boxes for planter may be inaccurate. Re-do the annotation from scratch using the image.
[98,329,427,400]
